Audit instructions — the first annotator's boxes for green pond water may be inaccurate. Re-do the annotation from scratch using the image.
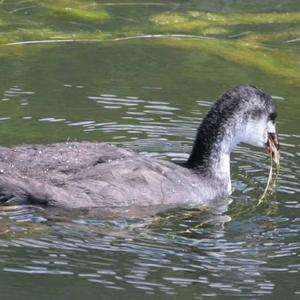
[0,0,300,299]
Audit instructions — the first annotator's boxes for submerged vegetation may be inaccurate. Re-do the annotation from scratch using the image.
[40,1,110,23]
[0,0,300,85]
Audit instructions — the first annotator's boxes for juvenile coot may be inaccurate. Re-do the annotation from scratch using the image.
[0,85,279,208]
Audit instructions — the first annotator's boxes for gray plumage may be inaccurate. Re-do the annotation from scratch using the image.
[0,143,222,208]
[0,85,277,208]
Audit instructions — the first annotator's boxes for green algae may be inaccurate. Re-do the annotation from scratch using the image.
[0,1,300,85]
[40,1,110,23]
[153,37,300,86]
[151,10,300,28]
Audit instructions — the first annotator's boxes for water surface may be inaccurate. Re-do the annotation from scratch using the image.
[0,1,299,299]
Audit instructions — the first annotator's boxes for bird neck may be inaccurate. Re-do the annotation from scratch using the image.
[186,115,239,194]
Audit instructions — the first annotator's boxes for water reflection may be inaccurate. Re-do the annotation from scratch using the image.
[86,93,183,138]
[29,91,200,147]
[0,202,299,298]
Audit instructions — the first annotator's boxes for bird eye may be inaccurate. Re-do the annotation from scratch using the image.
[268,112,277,121]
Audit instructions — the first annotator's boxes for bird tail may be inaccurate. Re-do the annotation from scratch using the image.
[0,175,71,206]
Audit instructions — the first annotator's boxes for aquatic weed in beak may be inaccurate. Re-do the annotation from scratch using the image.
[265,132,280,175]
